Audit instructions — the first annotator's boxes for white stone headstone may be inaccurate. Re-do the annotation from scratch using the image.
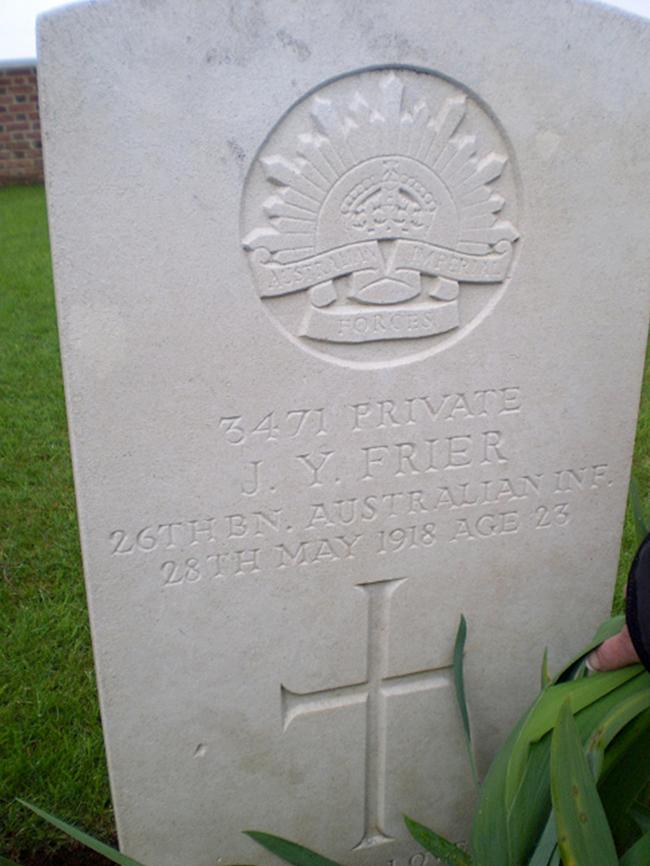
[38,1,650,864]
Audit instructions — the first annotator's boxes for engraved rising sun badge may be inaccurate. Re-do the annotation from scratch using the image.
[242,68,519,364]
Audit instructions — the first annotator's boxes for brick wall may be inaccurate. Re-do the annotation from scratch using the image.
[0,63,43,186]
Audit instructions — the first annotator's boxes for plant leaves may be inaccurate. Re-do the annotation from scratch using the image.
[586,689,650,779]
[0,857,24,866]
[525,813,557,866]
[598,711,650,850]
[528,667,643,745]
[550,702,618,866]
[541,648,551,690]
[630,802,650,834]
[453,615,478,788]
[630,476,648,547]
[471,710,529,866]
[244,832,345,866]
[504,667,642,810]
[599,704,650,783]
[17,801,148,866]
[504,733,552,866]
[404,816,472,866]
[471,662,648,866]
[620,829,650,866]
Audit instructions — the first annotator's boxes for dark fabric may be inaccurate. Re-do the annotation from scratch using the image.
[625,531,650,672]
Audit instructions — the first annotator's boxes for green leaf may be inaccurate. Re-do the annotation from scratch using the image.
[630,476,648,546]
[453,615,478,788]
[471,710,530,866]
[505,733,553,866]
[575,675,650,844]
[530,668,643,744]
[471,665,648,866]
[598,711,650,849]
[0,856,24,866]
[630,802,650,834]
[586,689,650,779]
[541,648,551,690]
[599,704,650,783]
[620,829,650,866]
[550,702,618,866]
[504,667,642,810]
[469,633,643,866]
[404,816,472,866]
[525,813,557,866]
[17,801,148,866]
[244,832,346,866]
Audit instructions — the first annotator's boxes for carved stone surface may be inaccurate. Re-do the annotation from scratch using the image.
[242,68,519,363]
[38,2,650,866]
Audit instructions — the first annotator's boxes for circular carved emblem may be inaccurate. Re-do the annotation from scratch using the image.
[241,67,520,367]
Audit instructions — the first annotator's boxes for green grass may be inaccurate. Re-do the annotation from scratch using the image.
[0,186,113,859]
[616,341,650,608]
[0,184,648,860]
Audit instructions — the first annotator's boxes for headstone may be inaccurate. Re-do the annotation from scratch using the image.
[38,1,650,864]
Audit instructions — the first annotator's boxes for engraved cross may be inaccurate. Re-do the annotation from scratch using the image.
[281,578,453,850]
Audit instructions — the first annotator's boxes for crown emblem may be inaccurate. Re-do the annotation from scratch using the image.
[242,70,519,350]
[341,159,437,240]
